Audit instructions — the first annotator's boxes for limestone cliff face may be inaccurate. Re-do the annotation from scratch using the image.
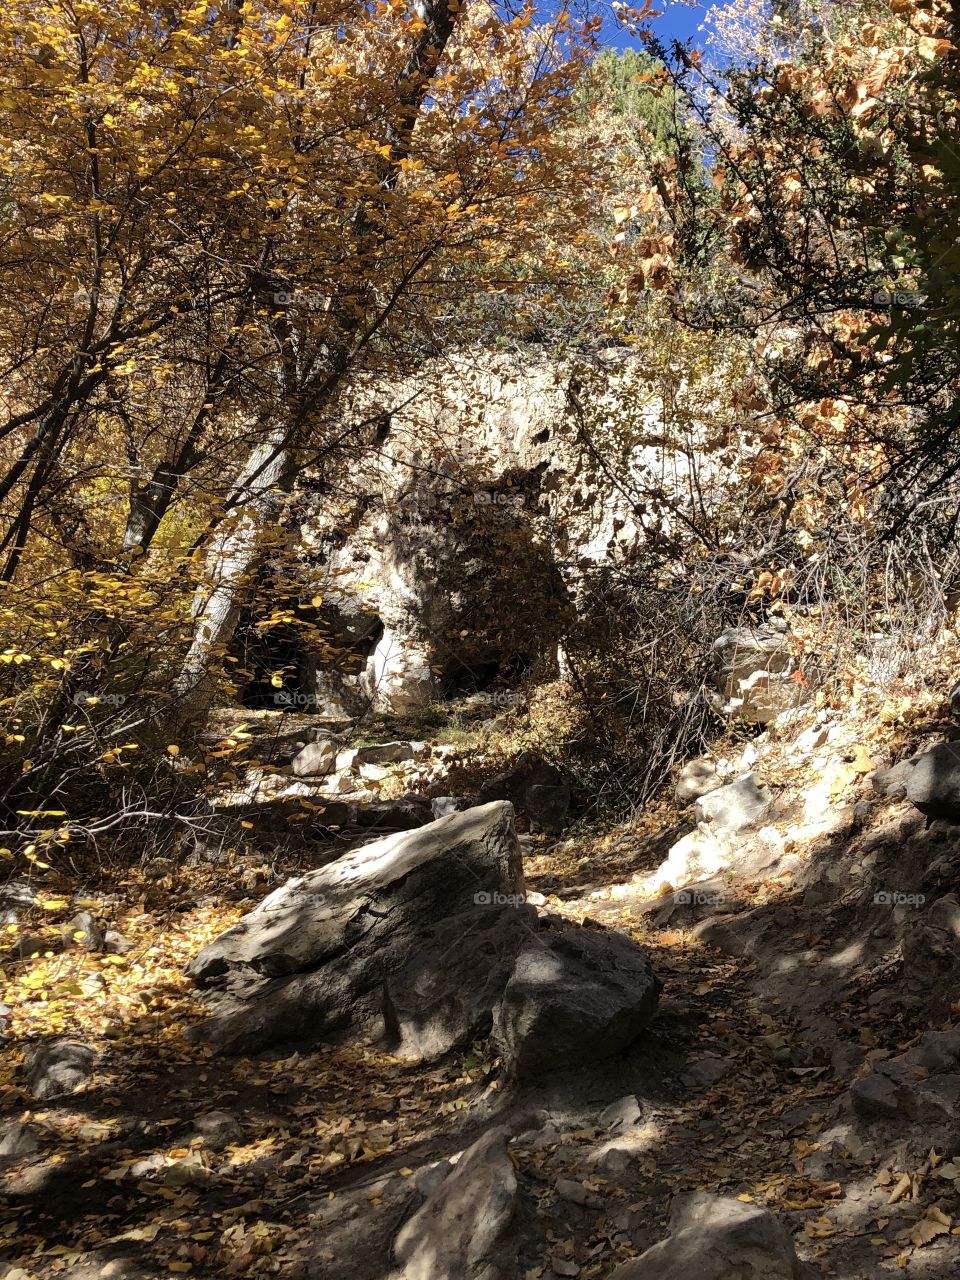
[249,347,726,715]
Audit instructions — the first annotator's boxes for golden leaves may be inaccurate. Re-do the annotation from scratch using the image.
[918,36,952,61]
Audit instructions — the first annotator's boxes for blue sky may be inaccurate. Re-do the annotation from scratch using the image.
[598,0,710,50]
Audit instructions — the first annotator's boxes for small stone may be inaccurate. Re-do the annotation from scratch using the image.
[62,911,104,952]
[600,1094,643,1129]
[356,742,416,765]
[849,1072,908,1121]
[358,762,389,783]
[680,1055,732,1089]
[551,1260,580,1277]
[555,1178,594,1207]
[290,739,337,778]
[103,929,132,955]
[0,1120,38,1163]
[193,1109,243,1150]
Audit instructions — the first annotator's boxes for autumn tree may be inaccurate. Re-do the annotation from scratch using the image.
[645,0,960,532]
[0,0,604,844]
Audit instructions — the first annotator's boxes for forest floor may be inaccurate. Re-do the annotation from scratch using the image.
[1,708,959,1280]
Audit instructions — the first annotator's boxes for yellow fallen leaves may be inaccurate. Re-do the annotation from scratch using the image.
[804,1215,837,1238]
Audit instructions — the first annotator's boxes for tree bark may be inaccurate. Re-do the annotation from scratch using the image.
[170,430,296,722]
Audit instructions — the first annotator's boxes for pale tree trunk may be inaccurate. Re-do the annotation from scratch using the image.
[171,431,295,723]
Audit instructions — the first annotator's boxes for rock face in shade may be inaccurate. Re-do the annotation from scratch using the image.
[186,802,660,1076]
[904,741,960,820]
[608,1194,816,1280]
[392,1127,518,1280]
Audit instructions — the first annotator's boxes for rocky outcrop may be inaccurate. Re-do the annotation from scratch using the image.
[609,1193,814,1280]
[231,349,732,716]
[710,625,812,724]
[186,802,660,1074]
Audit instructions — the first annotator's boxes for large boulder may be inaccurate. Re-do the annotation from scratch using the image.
[609,1193,814,1280]
[493,925,661,1080]
[710,626,811,725]
[186,802,523,1054]
[186,803,660,1073]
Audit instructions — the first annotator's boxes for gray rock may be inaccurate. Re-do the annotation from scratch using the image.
[694,773,772,835]
[186,803,525,1055]
[291,739,337,778]
[393,1127,518,1280]
[355,742,417,765]
[192,1109,243,1150]
[0,879,35,924]
[600,1094,643,1129]
[4,933,61,962]
[556,1177,598,1207]
[916,1029,960,1071]
[676,758,722,805]
[492,925,661,1080]
[848,1071,911,1121]
[25,1040,95,1100]
[355,796,433,831]
[103,929,132,955]
[710,626,813,725]
[692,918,747,956]
[871,756,920,799]
[0,1120,38,1163]
[914,1073,960,1123]
[905,742,960,820]
[609,1192,814,1279]
[61,911,104,952]
[680,1055,732,1089]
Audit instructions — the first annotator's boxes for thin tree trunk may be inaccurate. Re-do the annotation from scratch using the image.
[170,431,296,722]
